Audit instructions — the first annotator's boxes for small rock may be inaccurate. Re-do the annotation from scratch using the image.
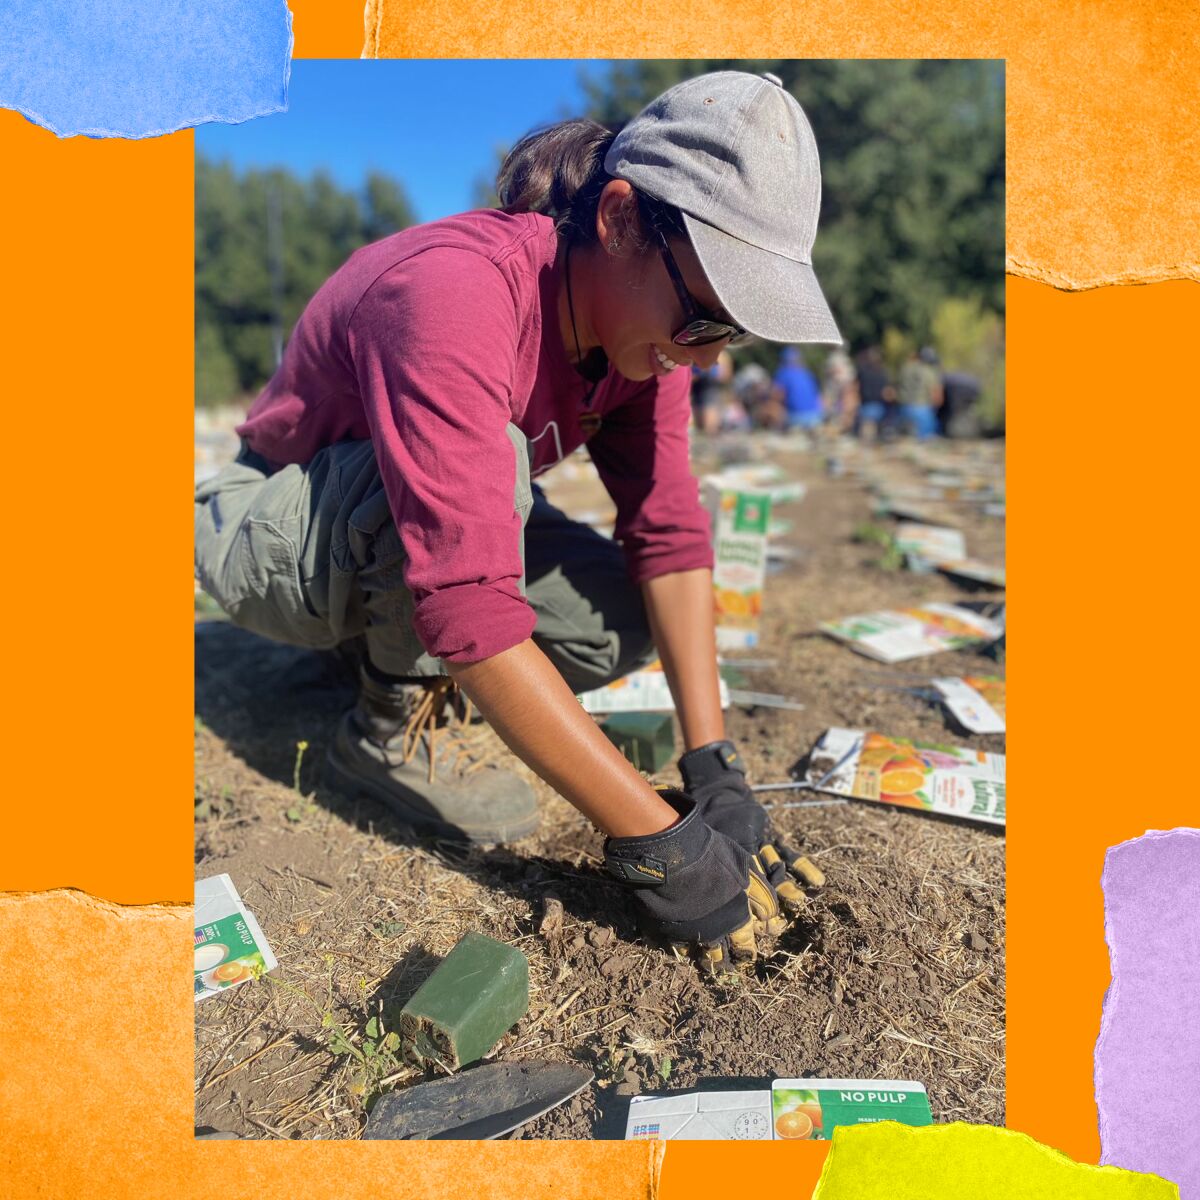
[294,917,313,936]
[967,931,989,952]
[831,981,844,1005]
[825,1033,851,1050]
[569,934,586,953]
[588,926,614,948]
[623,1064,640,1085]
[615,1080,641,1097]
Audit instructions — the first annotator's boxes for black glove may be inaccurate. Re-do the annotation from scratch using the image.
[679,740,826,914]
[604,788,786,973]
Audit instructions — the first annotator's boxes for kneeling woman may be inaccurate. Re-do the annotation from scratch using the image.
[195,71,841,971]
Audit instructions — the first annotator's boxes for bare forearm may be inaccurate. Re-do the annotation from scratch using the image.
[642,568,726,751]
[446,640,677,837]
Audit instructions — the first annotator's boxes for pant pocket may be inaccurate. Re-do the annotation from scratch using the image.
[231,514,339,649]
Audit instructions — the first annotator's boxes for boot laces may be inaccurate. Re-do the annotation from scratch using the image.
[399,679,509,784]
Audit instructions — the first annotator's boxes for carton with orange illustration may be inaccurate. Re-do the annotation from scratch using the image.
[805,727,1005,827]
[771,1078,932,1140]
[577,658,731,714]
[194,873,278,1003]
[703,478,773,650]
[821,602,1002,662]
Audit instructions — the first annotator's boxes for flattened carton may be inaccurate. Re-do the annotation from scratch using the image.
[805,727,1005,827]
[771,1078,932,1140]
[194,873,278,1002]
[703,478,772,650]
[625,1089,774,1140]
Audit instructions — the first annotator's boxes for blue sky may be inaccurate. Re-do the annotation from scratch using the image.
[195,60,612,222]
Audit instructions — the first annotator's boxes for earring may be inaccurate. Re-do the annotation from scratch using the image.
[609,237,622,254]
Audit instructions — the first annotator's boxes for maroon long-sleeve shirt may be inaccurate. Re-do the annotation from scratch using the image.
[237,209,713,663]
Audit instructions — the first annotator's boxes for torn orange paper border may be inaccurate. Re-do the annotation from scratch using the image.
[362,2,1199,290]
[0,890,665,1199]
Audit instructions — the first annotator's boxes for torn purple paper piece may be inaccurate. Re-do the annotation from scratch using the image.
[0,0,292,139]
[1097,828,1200,1199]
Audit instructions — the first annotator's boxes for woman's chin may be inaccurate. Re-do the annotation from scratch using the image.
[612,345,657,383]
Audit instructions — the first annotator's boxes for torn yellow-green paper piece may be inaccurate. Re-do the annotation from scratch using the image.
[813,1123,1179,1200]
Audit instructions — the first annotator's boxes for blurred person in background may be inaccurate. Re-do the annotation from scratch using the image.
[939,369,983,437]
[772,345,823,430]
[733,360,775,429]
[898,345,943,439]
[853,345,895,441]
[194,72,844,972]
[690,348,734,435]
[822,347,859,434]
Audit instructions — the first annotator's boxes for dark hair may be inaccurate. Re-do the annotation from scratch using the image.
[496,118,685,248]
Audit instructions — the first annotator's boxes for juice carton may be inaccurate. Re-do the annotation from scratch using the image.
[703,479,772,650]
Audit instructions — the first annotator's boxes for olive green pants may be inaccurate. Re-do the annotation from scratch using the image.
[194,429,656,692]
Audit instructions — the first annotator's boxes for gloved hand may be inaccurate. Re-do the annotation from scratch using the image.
[678,740,826,914]
[604,788,787,973]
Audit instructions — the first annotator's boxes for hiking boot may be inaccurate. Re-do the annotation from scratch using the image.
[324,670,540,844]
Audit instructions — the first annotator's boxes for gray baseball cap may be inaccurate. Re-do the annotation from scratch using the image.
[604,71,842,345]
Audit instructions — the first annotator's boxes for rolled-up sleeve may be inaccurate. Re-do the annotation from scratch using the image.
[588,368,714,583]
[347,250,536,662]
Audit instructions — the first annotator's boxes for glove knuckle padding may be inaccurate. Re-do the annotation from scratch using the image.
[604,790,759,947]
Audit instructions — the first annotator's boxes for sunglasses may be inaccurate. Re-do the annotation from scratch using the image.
[656,231,753,347]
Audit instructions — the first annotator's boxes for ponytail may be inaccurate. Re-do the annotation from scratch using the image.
[497,118,685,247]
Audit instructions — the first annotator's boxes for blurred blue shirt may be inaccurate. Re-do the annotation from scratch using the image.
[774,361,822,424]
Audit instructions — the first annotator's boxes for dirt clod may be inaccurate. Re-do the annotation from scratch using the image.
[539,895,564,939]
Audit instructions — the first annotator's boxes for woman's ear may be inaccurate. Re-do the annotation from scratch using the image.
[595,179,642,255]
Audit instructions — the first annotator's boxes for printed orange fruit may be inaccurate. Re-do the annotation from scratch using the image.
[775,1110,814,1139]
[213,961,250,983]
[719,589,749,616]
[880,768,926,795]
[795,1101,824,1133]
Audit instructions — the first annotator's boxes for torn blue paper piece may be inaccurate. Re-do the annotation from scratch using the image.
[0,0,292,139]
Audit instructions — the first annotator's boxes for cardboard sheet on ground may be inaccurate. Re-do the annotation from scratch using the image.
[0,0,291,138]
[821,603,1003,663]
[1096,829,1200,1199]
[806,728,1005,827]
[933,676,1006,734]
[194,873,277,1001]
[813,1122,1179,1199]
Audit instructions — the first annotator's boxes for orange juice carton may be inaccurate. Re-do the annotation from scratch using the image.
[195,873,278,1002]
[577,658,731,714]
[933,676,1006,734]
[702,477,773,650]
[625,1089,773,1140]
[805,728,1005,827]
[771,1078,932,1140]
[821,602,1002,663]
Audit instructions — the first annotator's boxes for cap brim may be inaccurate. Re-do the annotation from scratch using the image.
[683,214,842,345]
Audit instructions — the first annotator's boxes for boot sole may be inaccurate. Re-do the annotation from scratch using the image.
[322,751,540,845]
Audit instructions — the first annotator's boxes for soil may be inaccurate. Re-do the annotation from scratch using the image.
[194,428,1005,1141]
